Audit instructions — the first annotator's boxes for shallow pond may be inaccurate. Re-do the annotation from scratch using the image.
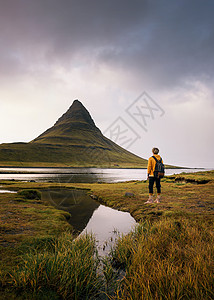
[42,189,136,255]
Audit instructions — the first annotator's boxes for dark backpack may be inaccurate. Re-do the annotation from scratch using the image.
[152,156,165,178]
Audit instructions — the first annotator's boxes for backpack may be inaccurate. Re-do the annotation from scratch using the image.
[152,156,165,178]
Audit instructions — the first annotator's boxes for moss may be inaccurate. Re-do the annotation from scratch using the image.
[18,189,41,200]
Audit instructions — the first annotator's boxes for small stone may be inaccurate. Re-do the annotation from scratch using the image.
[125,192,134,197]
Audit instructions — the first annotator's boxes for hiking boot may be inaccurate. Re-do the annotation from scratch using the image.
[154,196,161,203]
[145,196,153,204]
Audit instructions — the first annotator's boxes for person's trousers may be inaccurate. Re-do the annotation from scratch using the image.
[149,177,161,194]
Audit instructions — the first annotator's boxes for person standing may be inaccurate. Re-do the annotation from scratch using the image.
[145,147,164,204]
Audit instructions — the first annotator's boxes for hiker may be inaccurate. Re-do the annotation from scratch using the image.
[145,147,164,204]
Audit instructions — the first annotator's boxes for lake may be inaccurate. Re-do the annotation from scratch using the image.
[0,167,207,183]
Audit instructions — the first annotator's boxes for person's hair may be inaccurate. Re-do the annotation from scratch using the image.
[152,147,159,154]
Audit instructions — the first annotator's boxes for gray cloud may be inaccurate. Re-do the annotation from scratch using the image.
[96,1,214,89]
[0,0,214,167]
[0,0,146,78]
[0,0,213,90]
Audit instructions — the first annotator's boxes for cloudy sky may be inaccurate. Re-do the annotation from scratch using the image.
[0,0,213,168]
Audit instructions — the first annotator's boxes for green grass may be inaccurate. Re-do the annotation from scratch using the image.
[110,219,214,299]
[8,232,101,300]
[0,189,71,278]
[17,189,41,200]
[0,170,213,299]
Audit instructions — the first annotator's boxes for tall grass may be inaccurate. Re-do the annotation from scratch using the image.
[6,218,214,299]
[9,232,101,299]
[110,219,214,300]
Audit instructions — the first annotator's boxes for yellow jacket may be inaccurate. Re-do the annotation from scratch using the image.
[147,154,163,177]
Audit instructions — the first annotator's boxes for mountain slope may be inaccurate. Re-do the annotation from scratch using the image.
[0,100,148,168]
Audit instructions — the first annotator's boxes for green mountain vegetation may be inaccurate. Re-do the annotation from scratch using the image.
[0,100,148,168]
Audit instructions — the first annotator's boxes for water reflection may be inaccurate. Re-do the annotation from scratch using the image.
[0,169,101,183]
[0,167,208,183]
[81,205,136,255]
[42,188,136,255]
[0,189,17,193]
[42,189,99,232]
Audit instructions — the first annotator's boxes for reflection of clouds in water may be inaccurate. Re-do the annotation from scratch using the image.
[0,168,209,183]
[81,205,136,255]
[0,189,17,193]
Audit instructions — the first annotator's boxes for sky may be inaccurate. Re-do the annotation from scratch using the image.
[0,0,213,168]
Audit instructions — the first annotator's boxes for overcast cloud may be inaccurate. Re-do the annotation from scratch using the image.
[0,0,213,168]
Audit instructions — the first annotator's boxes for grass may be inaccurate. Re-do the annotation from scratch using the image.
[17,189,41,200]
[109,220,214,299]
[9,232,101,299]
[0,189,71,279]
[0,170,213,299]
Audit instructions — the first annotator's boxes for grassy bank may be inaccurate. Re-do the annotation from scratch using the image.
[0,170,213,299]
[0,188,72,299]
[110,219,213,299]
[9,233,101,299]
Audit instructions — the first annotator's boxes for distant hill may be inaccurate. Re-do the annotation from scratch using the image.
[0,100,148,168]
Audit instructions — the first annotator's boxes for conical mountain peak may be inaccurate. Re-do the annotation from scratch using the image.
[55,100,96,127]
[0,99,148,167]
[31,100,100,144]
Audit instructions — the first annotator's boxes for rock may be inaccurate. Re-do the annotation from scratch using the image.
[125,192,134,197]
[90,194,98,200]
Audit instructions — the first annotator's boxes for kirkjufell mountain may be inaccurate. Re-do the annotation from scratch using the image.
[0,100,148,167]
[32,100,108,146]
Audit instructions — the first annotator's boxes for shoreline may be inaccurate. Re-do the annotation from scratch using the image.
[0,167,206,175]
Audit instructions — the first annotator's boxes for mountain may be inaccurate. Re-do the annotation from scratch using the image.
[31,100,106,146]
[0,100,148,168]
